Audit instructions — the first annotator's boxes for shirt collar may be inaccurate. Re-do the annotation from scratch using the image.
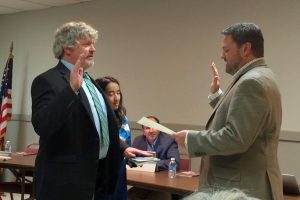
[61,59,74,71]
[233,57,264,79]
[146,135,159,148]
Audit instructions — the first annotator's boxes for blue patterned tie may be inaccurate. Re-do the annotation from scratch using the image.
[83,73,110,157]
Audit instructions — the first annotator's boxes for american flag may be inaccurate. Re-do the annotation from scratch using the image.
[0,43,14,145]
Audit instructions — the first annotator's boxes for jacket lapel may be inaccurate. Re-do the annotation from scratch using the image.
[57,62,96,126]
[205,59,267,129]
[153,134,162,153]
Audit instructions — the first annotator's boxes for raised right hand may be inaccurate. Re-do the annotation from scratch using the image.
[210,61,220,94]
[70,53,86,92]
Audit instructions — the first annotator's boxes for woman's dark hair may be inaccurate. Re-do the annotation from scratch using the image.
[95,76,126,126]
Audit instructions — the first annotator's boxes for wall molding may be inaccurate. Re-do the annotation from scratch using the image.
[129,121,300,143]
[12,114,31,122]
[11,114,300,142]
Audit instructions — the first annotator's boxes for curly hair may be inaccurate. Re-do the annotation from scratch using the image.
[53,21,98,59]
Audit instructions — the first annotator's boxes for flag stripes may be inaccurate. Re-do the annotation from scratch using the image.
[0,48,13,139]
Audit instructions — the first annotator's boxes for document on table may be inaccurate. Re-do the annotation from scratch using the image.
[127,157,159,172]
[137,116,174,135]
[0,155,12,160]
[177,171,200,177]
[126,162,157,172]
[131,157,160,164]
[0,151,11,157]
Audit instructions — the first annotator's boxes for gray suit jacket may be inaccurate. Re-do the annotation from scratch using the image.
[187,59,283,200]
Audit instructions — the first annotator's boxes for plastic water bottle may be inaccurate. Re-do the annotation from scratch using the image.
[168,157,177,178]
[5,140,12,152]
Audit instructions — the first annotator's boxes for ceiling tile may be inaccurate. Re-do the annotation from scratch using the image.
[0,0,95,15]
[21,0,93,7]
[0,0,47,10]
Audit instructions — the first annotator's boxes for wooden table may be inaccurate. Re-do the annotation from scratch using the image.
[0,153,35,170]
[0,153,36,200]
[285,195,300,200]
[1,154,299,200]
[127,169,199,196]
[127,169,300,199]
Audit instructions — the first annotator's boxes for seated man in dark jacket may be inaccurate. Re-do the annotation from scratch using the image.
[128,116,180,200]
[132,116,180,171]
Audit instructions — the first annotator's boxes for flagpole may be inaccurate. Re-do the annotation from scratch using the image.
[10,42,13,53]
[9,41,14,59]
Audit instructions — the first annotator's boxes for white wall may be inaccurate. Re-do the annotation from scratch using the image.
[0,0,300,130]
[1,0,300,182]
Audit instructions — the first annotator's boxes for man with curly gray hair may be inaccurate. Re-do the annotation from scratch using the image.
[31,21,148,200]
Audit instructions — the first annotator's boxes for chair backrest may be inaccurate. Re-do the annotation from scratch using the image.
[24,143,39,155]
[282,174,300,194]
[180,158,191,171]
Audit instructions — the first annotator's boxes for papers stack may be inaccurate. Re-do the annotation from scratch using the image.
[0,150,11,157]
[0,155,12,160]
[127,157,160,172]
[0,151,12,161]
[130,157,160,167]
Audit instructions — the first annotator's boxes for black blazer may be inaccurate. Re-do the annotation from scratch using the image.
[31,62,124,200]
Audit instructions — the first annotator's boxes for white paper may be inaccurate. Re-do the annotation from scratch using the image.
[0,155,12,160]
[126,163,156,172]
[0,151,11,157]
[131,157,160,163]
[137,117,174,135]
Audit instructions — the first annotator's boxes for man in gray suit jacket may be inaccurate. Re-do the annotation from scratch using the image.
[173,23,283,200]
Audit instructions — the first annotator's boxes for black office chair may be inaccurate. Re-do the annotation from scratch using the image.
[0,182,33,200]
[282,174,300,195]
